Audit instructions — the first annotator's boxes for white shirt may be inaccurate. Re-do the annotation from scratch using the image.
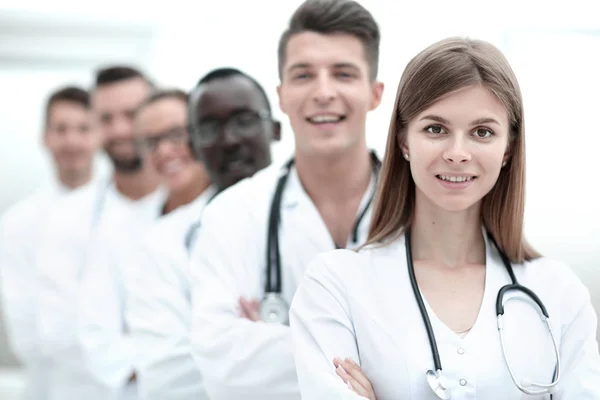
[35,177,167,400]
[123,185,216,400]
[0,179,76,400]
[289,232,600,400]
[189,162,377,400]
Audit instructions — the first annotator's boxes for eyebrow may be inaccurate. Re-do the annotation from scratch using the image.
[287,62,361,73]
[419,115,501,126]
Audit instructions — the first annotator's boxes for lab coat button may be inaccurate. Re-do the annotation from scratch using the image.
[459,378,467,386]
[457,348,465,355]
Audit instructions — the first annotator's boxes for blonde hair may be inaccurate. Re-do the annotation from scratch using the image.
[365,37,540,263]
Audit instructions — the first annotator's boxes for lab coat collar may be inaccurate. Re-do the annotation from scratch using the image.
[280,162,377,210]
[186,184,219,211]
[278,163,377,248]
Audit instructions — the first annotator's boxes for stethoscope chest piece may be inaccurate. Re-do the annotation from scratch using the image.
[426,369,451,400]
[260,292,289,325]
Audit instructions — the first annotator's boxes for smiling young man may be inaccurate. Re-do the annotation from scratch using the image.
[187,1,384,399]
[0,86,100,400]
[33,66,166,400]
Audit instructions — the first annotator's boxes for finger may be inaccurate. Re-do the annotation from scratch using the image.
[240,297,261,321]
[246,305,262,321]
[342,358,373,392]
[238,298,253,320]
[335,364,368,397]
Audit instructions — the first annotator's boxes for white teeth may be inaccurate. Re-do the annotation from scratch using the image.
[308,114,342,123]
[438,175,474,183]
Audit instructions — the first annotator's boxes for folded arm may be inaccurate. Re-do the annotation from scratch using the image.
[188,205,300,400]
[289,252,368,400]
[124,237,206,400]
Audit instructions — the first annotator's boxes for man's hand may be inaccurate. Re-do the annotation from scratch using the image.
[239,297,262,321]
[333,357,376,400]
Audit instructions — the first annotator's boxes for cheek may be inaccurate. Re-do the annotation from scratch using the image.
[148,152,161,168]
[200,148,219,167]
[345,87,372,111]
[174,143,194,162]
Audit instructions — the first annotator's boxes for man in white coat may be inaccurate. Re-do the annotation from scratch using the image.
[34,66,165,400]
[188,1,385,399]
[0,85,100,400]
[123,67,280,400]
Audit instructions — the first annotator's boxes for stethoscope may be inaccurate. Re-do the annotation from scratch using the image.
[404,230,561,399]
[259,151,381,325]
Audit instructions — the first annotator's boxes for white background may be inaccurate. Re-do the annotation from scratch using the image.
[0,0,599,393]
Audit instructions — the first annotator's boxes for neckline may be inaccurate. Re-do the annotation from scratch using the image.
[411,229,494,343]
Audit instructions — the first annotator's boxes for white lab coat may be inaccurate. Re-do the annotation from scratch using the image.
[188,162,377,400]
[123,185,216,400]
[289,231,600,400]
[35,176,167,400]
[0,179,80,400]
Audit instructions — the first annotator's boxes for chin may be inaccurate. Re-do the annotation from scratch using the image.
[431,196,481,214]
[304,140,353,158]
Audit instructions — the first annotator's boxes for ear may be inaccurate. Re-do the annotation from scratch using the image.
[276,84,286,115]
[397,131,409,155]
[42,130,50,148]
[271,121,282,142]
[502,140,512,167]
[369,81,384,111]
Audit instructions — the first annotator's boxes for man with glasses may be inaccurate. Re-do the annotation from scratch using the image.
[187,0,384,398]
[123,67,279,400]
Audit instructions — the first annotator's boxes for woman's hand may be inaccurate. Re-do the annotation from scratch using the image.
[239,297,262,321]
[333,357,376,400]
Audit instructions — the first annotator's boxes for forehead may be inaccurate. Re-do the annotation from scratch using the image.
[48,101,89,119]
[135,98,187,132]
[193,76,266,119]
[417,85,508,125]
[283,31,369,73]
[92,77,152,112]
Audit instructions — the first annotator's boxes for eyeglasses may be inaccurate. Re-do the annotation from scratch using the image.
[136,126,189,152]
[191,110,271,148]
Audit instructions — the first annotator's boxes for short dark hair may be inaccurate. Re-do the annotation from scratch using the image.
[134,88,189,117]
[45,86,90,126]
[194,67,271,113]
[277,0,380,81]
[94,65,154,88]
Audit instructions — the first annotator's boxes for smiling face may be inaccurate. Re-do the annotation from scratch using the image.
[134,97,207,192]
[277,31,383,159]
[189,75,278,190]
[93,77,153,172]
[403,85,511,214]
[44,100,99,178]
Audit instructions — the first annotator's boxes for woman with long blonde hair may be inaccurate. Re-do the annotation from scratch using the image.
[289,37,600,399]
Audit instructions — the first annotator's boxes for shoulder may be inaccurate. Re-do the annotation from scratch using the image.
[303,238,404,290]
[523,256,588,294]
[1,185,66,236]
[521,256,594,322]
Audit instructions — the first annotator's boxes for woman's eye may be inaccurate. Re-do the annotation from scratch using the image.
[426,125,445,135]
[474,128,493,138]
